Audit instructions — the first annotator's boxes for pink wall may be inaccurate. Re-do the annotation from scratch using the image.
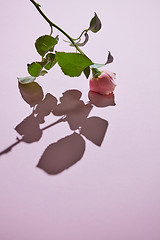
[0,0,160,239]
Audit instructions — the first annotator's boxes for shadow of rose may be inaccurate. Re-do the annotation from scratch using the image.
[0,81,116,175]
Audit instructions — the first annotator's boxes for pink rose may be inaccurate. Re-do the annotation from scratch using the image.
[89,70,116,95]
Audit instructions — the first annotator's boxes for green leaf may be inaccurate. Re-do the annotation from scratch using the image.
[40,70,48,76]
[89,13,102,33]
[35,35,58,57]
[55,52,93,77]
[17,76,36,84]
[44,53,57,70]
[83,66,90,79]
[27,62,42,77]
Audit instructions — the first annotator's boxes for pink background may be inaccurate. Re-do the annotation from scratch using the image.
[0,0,160,239]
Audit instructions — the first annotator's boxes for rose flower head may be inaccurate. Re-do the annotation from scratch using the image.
[89,68,116,95]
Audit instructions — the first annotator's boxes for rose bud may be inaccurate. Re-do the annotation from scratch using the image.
[89,68,116,95]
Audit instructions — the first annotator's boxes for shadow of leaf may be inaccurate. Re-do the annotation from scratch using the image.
[52,89,83,116]
[18,82,44,107]
[34,93,58,123]
[81,117,108,146]
[37,132,85,175]
[15,113,42,143]
[66,103,93,130]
